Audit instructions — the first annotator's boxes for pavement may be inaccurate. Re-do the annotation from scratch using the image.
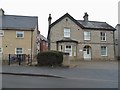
[2,65,67,78]
[1,60,118,80]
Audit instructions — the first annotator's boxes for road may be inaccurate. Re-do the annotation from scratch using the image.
[2,61,118,88]
[2,69,118,88]
[2,74,118,88]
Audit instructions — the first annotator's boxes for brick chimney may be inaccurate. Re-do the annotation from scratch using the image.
[83,12,88,21]
[48,14,52,26]
[0,8,4,16]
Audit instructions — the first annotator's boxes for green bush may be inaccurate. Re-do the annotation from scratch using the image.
[37,51,63,66]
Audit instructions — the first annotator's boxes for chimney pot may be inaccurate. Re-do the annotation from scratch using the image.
[0,8,4,16]
[48,14,52,26]
[83,12,89,21]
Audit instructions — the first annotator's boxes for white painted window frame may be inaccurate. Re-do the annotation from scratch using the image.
[15,48,23,54]
[16,31,24,38]
[0,48,3,53]
[84,31,90,40]
[65,45,72,56]
[64,28,70,38]
[100,32,106,41]
[0,30,4,36]
[101,46,107,56]
[74,45,76,56]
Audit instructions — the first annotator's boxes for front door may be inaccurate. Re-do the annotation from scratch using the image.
[83,46,91,60]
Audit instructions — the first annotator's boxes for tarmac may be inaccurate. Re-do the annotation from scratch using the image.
[1,60,118,79]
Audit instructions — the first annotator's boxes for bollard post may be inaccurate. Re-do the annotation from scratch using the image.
[17,54,21,66]
[8,54,10,65]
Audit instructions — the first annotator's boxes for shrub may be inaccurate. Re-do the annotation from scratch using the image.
[37,51,63,66]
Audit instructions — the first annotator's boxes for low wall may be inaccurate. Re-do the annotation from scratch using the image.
[62,53,70,66]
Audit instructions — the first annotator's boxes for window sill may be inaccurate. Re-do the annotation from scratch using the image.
[101,40,106,42]
[84,40,91,41]
[64,37,71,38]
[16,37,24,39]
[101,55,107,57]
[84,40,90,41]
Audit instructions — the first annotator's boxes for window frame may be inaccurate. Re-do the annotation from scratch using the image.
[64,28,70,38]
[65,45,72,56]
[100,32,106,41]
[0,30,4,37]
[84,31,91,40]
[15,48,23,54]
[74,45,76,57]
[16,31,24,38]
[0,48,3,53]
[101,46,107,56]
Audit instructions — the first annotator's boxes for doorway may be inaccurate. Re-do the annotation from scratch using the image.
[83,45,91,60]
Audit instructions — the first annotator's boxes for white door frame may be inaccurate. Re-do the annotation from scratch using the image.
[65,45,72,56]
[83,46,91,60]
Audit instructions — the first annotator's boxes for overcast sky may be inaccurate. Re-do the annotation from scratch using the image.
[0,0,119,38]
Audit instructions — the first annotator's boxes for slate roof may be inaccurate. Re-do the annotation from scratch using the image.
[77,20,115,30]
[48,13,116,39]
[40,34,47,41]
[116,24,120,27]
[1,15,38,30]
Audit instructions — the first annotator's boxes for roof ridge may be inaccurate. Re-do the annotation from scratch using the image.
[77,20,106,23]
[117,24,120,26]
[4,14,38,18]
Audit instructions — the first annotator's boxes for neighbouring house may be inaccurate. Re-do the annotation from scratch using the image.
[40,34,48,52]
[0,9,40,63]
[47,13,116,61]
[115,24,120,60]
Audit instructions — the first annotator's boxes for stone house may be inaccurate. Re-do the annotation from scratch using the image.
[0,9,40,63]
[115,24,120,60]
[47,13,116,61]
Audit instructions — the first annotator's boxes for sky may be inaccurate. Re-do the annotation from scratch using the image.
[0,0,119,38]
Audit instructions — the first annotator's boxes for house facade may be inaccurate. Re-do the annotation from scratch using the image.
[40,34,48,52]
[0,9,40,63]
[47,13,116,61]
[115,24,120,60]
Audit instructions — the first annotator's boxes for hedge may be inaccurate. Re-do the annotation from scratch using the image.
[37,51,63,66]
